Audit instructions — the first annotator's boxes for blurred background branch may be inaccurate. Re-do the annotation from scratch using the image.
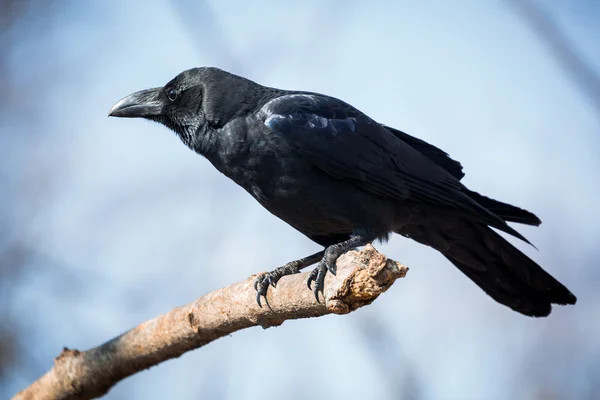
[506,0,600,122]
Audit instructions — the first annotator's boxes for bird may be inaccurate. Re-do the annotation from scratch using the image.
[109,67,576,317]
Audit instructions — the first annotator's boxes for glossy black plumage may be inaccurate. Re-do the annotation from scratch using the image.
[109,67,576,316]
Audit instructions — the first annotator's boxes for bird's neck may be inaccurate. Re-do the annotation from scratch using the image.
[186,123,240,175]
[185,124,218,158]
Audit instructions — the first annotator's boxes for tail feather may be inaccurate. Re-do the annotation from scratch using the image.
[400,221,576,317]
[465,189,542,226]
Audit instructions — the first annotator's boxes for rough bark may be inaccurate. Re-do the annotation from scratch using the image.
[13,245,408,400]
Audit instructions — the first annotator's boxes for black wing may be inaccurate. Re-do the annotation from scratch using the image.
[384,125,465,180]
[258,93,529,242]
[384,126,541,226]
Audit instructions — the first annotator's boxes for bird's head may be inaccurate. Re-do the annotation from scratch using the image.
[109,67,262,150]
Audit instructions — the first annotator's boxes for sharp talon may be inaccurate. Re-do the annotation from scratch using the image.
[314,285,321,303]
[314,280,324,303]
[327,263,336,275]
[307,269,318,290]
[257,291,263,308]
[307,263,328,303]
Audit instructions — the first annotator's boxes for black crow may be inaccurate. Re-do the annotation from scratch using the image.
[109,67,576,317]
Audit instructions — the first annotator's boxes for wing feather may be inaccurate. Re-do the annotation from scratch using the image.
[258,93,530,243]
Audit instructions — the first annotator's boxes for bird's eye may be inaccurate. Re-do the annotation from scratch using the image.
[166,87,177,101]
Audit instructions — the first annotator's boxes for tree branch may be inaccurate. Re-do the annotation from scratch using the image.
[13,245,407,400]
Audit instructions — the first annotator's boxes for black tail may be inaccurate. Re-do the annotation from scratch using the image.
[464,189,542,226]
[400,221,576,317]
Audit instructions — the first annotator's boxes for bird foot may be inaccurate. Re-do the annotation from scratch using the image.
[253,262,301,307]
[307,258,337,302]
[253,234,370,306]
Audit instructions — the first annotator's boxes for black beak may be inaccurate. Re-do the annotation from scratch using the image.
[108,87,163,118]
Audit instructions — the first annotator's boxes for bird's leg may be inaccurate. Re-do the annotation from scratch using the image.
[307,231,375,302]
[254,250,325,307]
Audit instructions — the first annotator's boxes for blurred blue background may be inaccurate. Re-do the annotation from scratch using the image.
[2,1,599,399]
